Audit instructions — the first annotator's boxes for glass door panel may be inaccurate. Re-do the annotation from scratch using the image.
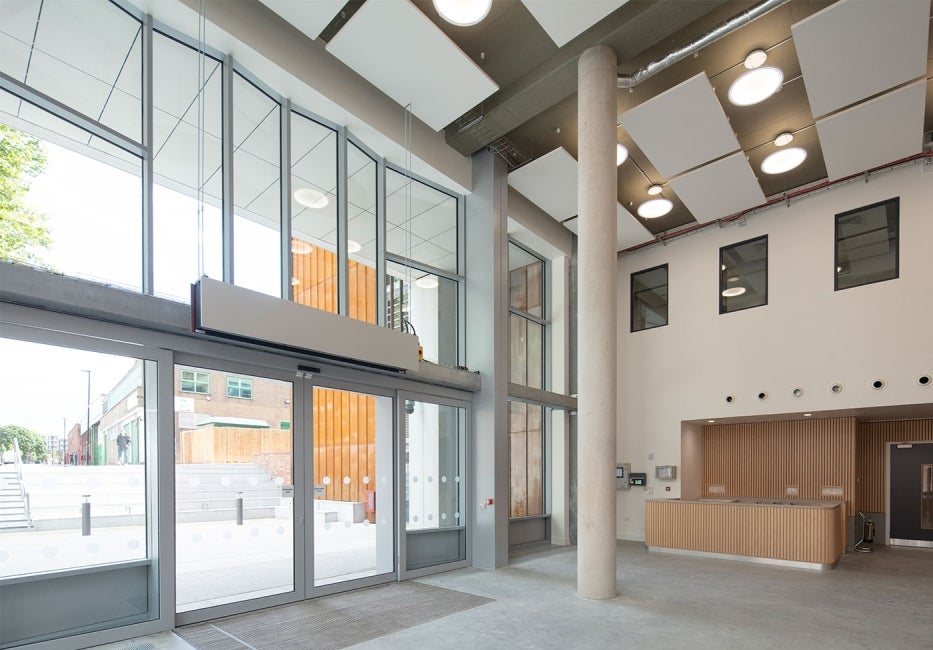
[404,399,466,571]
[174,365,294,612]
[311,386,393,587]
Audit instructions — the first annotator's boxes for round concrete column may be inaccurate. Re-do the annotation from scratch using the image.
[576,45,618,600]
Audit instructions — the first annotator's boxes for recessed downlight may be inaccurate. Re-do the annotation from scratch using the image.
[616,143,629,166]
[415,275,439,289]
[291,240,313,254]
[728,66,783,106]
[637,198,673,219]
[647,184,663,196]
[294,187,329,209]
[744,49,768,69]
[721,287,746,297]
[774,132,794,147]
[761,147,807,174]
[347,240,362,254]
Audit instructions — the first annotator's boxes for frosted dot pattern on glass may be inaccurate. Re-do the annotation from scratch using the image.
[192,533,203,543]
[42,547,58,558]
[441,476,447,483]
[128,477,141,487]
[455,476,460,482]
[427,514,433,521]
[220,477,231,487]
[412,476,419,483]
[126,539,140,550]
[86,542,101,553]
[454,512,460,519]
[324,522,332,530]
[189,477,201,487]
[343,476,350,485]
[0,550,10,562]
[427,476,433,483]
[363,519,370,526]
[441,513,447,520]
[344,521,351,528]
[249,477,258,486]
[275,477,284,485]
[413,515,419,522]
[323,476,331,485]
[250,528,260,537]
[223,531,233,540]
[363,476,370,484]
[276,526,285,535]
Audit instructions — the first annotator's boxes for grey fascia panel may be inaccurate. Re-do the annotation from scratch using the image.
[193,276,420,372]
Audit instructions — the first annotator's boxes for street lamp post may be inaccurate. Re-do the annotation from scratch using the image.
[82,369,91,466]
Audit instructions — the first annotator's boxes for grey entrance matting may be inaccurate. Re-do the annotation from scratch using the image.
[175,581,493,650]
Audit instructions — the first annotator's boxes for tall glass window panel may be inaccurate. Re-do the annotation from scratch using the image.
[290,111,338,312]
[386,168,458,274]
[233,73,281,297]
[174,365,293,612]
[346,142,377,323]
[385,261,458,367]
[405,400,466,571]
[509,243,545,389]
[0,0,142,143]
[835,197,899,291]
[720,235,768,314]
[631,264,668,332]
[0,337,159,645]
[1,90,142,289]
[509,243,544,317]
[509,401,544,518]
[152,32,223,301]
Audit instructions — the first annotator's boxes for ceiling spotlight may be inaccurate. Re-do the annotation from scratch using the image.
[728,66,783,106]
[416,275,439,289]
[637,198,673,219]
[721,286,746,297]
[291,240,313,254]
[744,49,768,69]
[761,147,807,174]
[433,0,492,26]
[647,184,663,196]
[774,132,794,147]
[616,143,629,166]
[294,187,329,209]
[347,239,362,254]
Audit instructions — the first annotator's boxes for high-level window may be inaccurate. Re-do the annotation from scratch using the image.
[720,235,768,314]
[835,197,899,291]
[509,241,545,389]
[631,264,668,331]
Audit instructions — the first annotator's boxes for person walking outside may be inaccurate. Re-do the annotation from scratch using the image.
[116,431,131,465]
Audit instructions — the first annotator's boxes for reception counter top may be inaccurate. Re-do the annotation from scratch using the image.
[645,498,846,569]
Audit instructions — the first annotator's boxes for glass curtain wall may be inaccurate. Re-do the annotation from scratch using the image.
[346,141,377,324]
[0,334,160,647]
[509,242,545,389]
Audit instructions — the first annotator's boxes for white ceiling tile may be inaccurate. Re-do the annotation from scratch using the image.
[508,146,578,221]
[258,0,345,40]
[816,80,926,181]
[562,204,654,252]
[521,0,629,47]
[791,0,929,118]
[620,72,740,179]
[326,0,498,131]
[0,27,34,81]
[669,152,766,222]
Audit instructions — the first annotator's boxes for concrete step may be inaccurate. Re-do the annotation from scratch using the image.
[176,497,283,511]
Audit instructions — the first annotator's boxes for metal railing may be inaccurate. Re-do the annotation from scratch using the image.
[11,437,34,529]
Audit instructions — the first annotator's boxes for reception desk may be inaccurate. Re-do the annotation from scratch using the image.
[645,498,846,569]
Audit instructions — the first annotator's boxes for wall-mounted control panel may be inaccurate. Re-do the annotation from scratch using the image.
[616,463,631,490]
[629,472,647,487]
[656,465,677,480]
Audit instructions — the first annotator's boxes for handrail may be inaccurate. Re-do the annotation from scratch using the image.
[11,437,33,529]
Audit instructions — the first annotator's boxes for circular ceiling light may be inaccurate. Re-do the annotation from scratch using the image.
[774,132,794,147]
[416,275,439,289]
[432,0,492,26]
[728,66,783,106]
[294,187,329,209]
[291,240,313,254]
[647,184,663,196]
[616,143,629,166]
[637,198,673,219]
[347,239,362,254]
[744,49,768,69]
[721,286,746,297]
[761,147,807,174]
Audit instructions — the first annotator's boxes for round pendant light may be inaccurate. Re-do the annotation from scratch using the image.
[347,239,362,254]
[294,187,329,209]
[637,198,673,219]
[774,132,794,147]
[433,0,492,26]
[761,147,807,174]
[721,286,746,297]
[647,184,663,196]
[416,275,439,289]
[291,240,313,254]
[728,66,783,106]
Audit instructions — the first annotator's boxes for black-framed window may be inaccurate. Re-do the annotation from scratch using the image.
[835,197,899,291]
[720,235,768,314]
[631,264,668,332]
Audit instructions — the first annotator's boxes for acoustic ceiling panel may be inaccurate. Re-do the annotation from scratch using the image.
[620,72,740,179]
[520,0,630,48]
[326,0,498,131]
[258,0,345,40]
[791,0,929,119]
[669,153,766,223]
[508,146,579,221]
[561,204,654,252]
[816,80,926,181]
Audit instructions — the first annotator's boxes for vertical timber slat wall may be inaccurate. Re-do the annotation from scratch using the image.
[857,419,933,513]
[312,387,377,507]
[702,417,857,515]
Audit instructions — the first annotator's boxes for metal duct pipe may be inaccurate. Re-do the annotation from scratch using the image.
[618,0,787,88]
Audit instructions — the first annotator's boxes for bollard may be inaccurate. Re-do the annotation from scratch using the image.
[81,494,91,536]
[236,491,244,526]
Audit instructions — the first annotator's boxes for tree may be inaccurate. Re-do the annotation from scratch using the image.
[0,123,51,264]
[0,424,48,463]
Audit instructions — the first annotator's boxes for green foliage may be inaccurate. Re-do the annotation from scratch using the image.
[0,424,49,463]
[0,123,51,264]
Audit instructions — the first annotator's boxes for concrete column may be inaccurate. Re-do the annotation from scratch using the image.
[576,45,618,600]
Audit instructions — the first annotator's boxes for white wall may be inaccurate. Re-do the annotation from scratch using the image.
[615,162,933,541]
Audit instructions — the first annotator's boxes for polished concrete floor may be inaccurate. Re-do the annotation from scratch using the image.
[99,541,933,649]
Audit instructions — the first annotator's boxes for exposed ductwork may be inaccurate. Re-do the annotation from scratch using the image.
[617,0,788,88]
